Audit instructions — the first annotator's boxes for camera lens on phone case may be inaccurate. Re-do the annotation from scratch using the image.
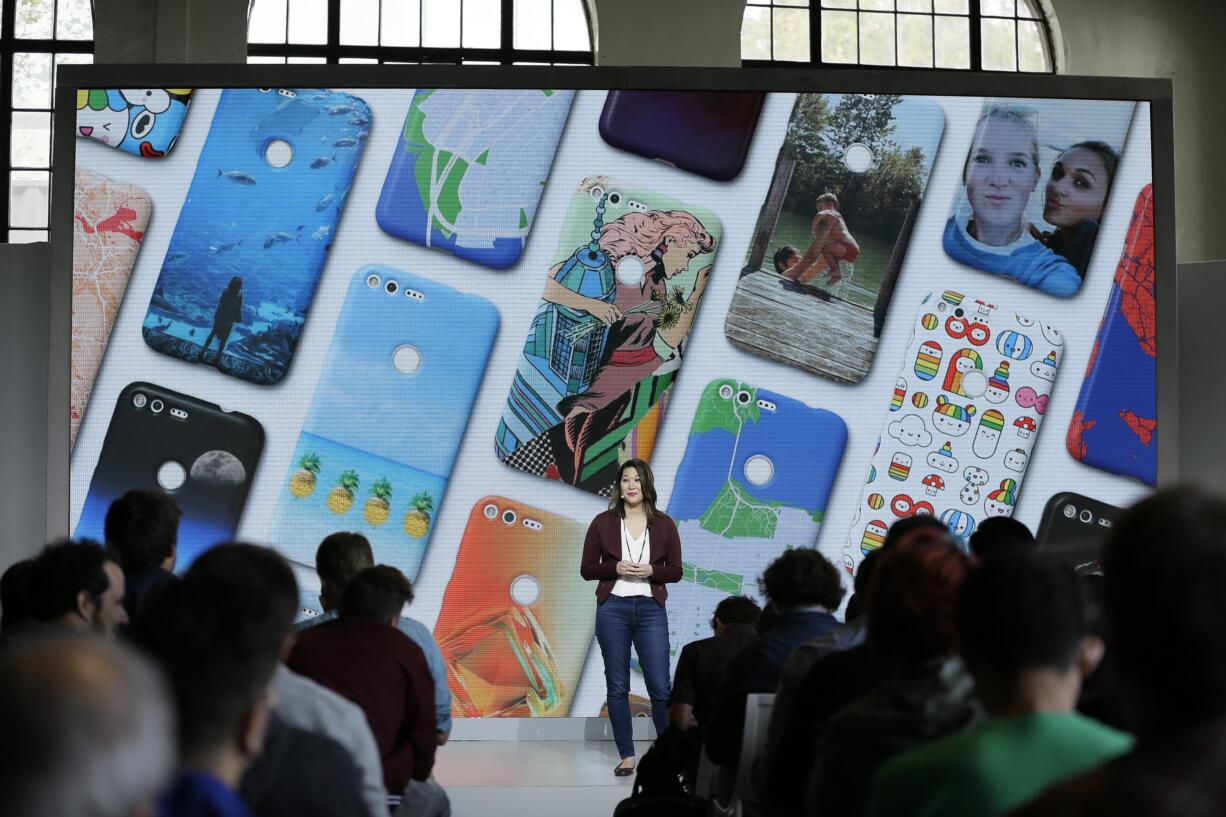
[608,192,621,205]
[366,274,381,288]
[385,280,398,295]
[955,308,965,318]
[150,399,164,414]
[737,390,751,404]
[1080,509,1094,523]
[502,509,517,526]
[133,393,147,409]
[1063,504,1077,518]
[484,503,499,520]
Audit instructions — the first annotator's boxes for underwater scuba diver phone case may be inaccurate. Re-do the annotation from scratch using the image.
[665,378,847,672]
[433,497,592,718]
[267,265,499,582]
[495,176,721,498]
[73,381,264,569]
[376,88,575,269]
[1036,491,1122,573]
[598,90,765,181]
[725,93,946,385]
[1067,184,1156,485]
[74,88,193,158]
[843,290,1064,573]
[71,170,152,447]
[141,88,370,385]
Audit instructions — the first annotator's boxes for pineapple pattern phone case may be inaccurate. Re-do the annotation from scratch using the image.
[267,265,499,582]
[74,88,193,158]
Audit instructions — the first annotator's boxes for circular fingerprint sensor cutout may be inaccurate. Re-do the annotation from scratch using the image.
[157,460,187,492]
[960,370,989,399]
[265,139,293,168]
[392,344,421,375]
[744,454,775,487]
[616,255,645,286]
[843,143,873,174]
[510,575,540,607]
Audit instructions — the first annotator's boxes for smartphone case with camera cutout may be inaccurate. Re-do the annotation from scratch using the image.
[725,93,945,385]
[1036,491,1122,572]
[495,176,721,498]
[666,379,847,669]
[267,265,499,582]
[73,381,264,568]
[433,497,592,718]
[74,88,193,158]
[376,88,575,269]
[142,88,370,385]
[843,291,1063,574]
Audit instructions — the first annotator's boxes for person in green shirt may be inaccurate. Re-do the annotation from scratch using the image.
[867,551,1133,817]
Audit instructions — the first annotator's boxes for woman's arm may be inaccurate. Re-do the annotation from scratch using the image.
[544,276,622,326]
[651,516,683,584]
[580,516,619,582]
[657,265,711,349]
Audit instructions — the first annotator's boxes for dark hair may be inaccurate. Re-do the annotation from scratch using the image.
[968,516,1036,559]
[760,548,845,610]
[772,245,799,273]
[1062,140,1120,190]
[845,548,882,621]
[609,458,659,524]
[228,276,242,291]
[315,532,374,594]
[341,566,413,622]
[868,538,971,666]
[0,559,36,633]
[28,540,116,623]
[757,602,782,634]
[104,489,182,570]
[884,515,949,551]
[712,595,761,631]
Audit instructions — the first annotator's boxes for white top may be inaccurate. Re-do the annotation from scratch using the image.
[611,517,653,598]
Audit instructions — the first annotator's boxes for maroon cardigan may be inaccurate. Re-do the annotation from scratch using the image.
[580,508,683,605]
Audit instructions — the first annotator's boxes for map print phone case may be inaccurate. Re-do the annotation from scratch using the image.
[267,266,499,582]
[74,88,193,158]
[142,88,370,385]
[495,176,721,498]
[376,88,575,269]
[844,291,1063,571]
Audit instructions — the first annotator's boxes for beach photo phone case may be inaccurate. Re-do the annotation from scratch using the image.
[598,90,765,181]
[142,88,370,385]
[1036,491,1122,572]
[74,88,193,158]
[1067,185,1155,485]
[495,176,721,498]
[376,88,575,269]
[726,93,945,384]
[267,265,499,582]
[71,169,152,447]
[73,381,264,568]
[433,497,593,718]
[843,290,1063,572]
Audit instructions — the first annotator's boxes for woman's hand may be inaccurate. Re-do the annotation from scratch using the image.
[616,561,654,579]
[689,265,712,302]
[586,298,623,326]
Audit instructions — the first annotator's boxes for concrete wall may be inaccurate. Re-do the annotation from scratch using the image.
[93,0,249,63]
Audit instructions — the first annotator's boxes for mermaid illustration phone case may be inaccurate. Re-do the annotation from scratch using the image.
[495,176,721,498]
[726,93,945,384]
[142,88,370,385]
[666,379,847,670]
[74,88,193,158]
[73,381,264,568]
[433,497,592,718]
[376,88,575,269]
[1067,185,1155,485]
[843,291,1063,571]
[71,169,152,447]
[267,265,499,581]
[1036,491,1121,572]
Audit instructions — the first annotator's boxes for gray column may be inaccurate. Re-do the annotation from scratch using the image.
[590,0,745,67]
[93,0,250,64]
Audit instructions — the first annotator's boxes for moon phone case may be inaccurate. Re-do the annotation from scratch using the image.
[141,88,370,385]
[843,290,1064,572]
[74,88,193,158]
[433,497,593,718]
[376,88,575,269]
[73,381,264,568]
[1036,491,1122,572]
[267,266,499,582]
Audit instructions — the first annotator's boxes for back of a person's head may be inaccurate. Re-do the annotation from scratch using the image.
[0,636,174,817]
[315,532,374,593]
[884,515,949,550]
[28,539,113,624]
[761,548,845,610]
[845,549,883,621]
[1,559,36,633]
[340,565,413,622]
[968,516,1036,559]
[713,595,762,630]
[104,489,181,571]
[868,537,971,666]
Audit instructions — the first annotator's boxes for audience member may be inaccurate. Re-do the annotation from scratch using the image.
[104,488,182,619]
[0,558,35,633]
[20,539,127,638]
[869,552,1130,817]
[1073,572,1124,729]
[968,516,1036,559]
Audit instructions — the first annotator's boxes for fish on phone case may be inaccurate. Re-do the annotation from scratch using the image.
[217,169,257,185]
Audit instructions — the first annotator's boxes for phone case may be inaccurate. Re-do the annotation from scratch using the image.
[598,90,765,181]
[74,88,193,158]
[142,88,370,385]
[1067,185,1155,485]
[726,93,945,384]
[376,88,575,269]
[71,169,152,447]
[73,381,264,568]
[666,379,847,668]
[843,290,1064,572]
[433,497,592,718]
[495,176,721,497]
[267,265,499,581]
[1036,491,1122,572]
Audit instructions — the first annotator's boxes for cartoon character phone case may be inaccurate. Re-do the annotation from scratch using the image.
[267,265,499,581]
[433,497,593,718]
[598,90,765,181]
[844,291,1063,570]
[142,88,370,385]
[376,88,575,269]
[1067,185,1155,485]
[73,381,264,568]
[1036,491,1121,572]
[75,88,193,158]
[71,170,152,447]
[726,93,945,384]
[666,379,847,669]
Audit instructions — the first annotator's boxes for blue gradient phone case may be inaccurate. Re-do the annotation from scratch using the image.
[267,265,499,581]
[142,88,370,385]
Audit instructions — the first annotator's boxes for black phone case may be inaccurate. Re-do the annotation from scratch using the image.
[1035,491,1122,572]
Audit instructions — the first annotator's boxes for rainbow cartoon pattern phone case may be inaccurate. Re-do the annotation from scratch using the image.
[267,266,499,582]
[376,88,575,269]
[433,497,592,718]
[495,176,721,497]
[1067,185,1155,485]
[142,88,370,385]
[844,291,1063,570]
[74,88,193,158]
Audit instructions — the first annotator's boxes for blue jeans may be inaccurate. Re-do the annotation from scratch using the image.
[595,594,671,758]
